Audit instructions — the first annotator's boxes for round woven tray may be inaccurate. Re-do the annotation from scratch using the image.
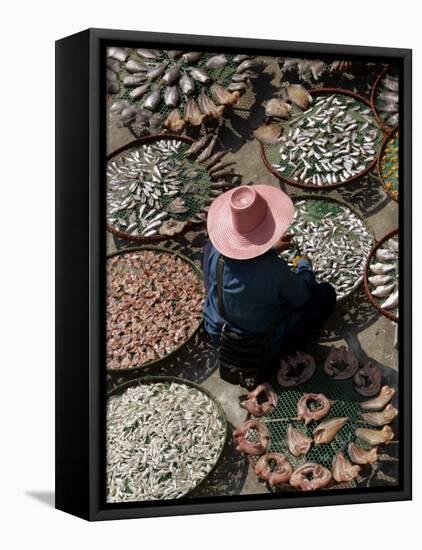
[363,228,399,323]
[260,87,383,191]
[245,364,395,492]
[107,134,210,243]
[287,194,375,302]
[107,375,228,500]
[370,64,398,134]
[377,125,399,203]
[106,246,204,374]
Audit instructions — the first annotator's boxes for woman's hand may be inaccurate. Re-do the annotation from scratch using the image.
[274,234,293,254]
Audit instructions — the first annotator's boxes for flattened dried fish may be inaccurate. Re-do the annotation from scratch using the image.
[241,383,278,417]
[190,67,212,83]
[205,54,228,69]
[353,362,382,397]
[184,98,205,126]
[129,83,150,100]
[324,345,359,380]
[210,83,240,106]
[286,424,312,457]
[179,72,195,95]
[147,61,168,81]
[253,123,283,145]
[360,404,398,426]
[361,385,395,410]
[162,63,181,85]
[233,420,270,455]
[255,453,292,486]
[348,441,378,464]
[144,89,161,111]
[297,393,331,425]
[164,108,185,132]
[355,425,394,445]
[290,463,332,491]
[124,73,147,87]
[313,417,348,444]
[277,352,316,387]
[287,84,313,110]
[197,92,224,118]
[164,86,179,107]
[332,451,360,483]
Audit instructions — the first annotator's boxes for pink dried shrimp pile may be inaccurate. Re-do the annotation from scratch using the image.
[107,250,204,369]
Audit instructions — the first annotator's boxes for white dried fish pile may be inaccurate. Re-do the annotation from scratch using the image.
[110,49,256,131]
[281,200,373,299]
[107,250,204,369]
[270,94,381,186]
[368,235,399,317]
[375,72,399,128]
[107,382,226,502]
[107,139,210,238]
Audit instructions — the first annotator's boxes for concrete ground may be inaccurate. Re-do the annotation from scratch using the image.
[106,57,399,497]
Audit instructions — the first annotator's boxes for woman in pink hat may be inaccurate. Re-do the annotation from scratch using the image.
[201,184,336,385]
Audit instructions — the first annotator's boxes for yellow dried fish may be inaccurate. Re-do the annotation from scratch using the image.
[287,84,313,110]
[348,442,378,465]
[360,385,395,410]
[164,109,185,132]
[332,451,360,483]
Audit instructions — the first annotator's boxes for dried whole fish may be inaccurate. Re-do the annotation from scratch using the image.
[124,73,147,87]
[167,197,188,214]
[313,417,348,444]
[263,98,292,119]
[360,404,398,426]
[125,59,148,73]
[296,393,331,425]
[286,424,312,457]
[348,441,378,465]
[287,84,313,110]
[196,135,218,163]
[354,362,382,397]
[210,83,240,106]
[190,67,211,83]
[179,72,195,95]
[376,72,399,128]
[129,83,150,100]
[197,92,225,118]
[277,351,316,387]
[136,48,161,59]
[107,46,131,63]
[164,108,185,132]
[205,54,228,69]
[182,51,202,63]
[361,385,395,410]
[332,451,360,483]
[241,383,278,417]
[255,453,293,486]
[184,98,205,126]
[233,420,270,455]
[381,290,398,310]
[355,425,394,446]
[324,345,359,380]
[162,63,181,85]
[253,123,283,145]
[159,218,187,236]
[290,463,332,491]
[107,250,204,369]
[164,86,179,107]
[144,89,161,111]
[107,381,225,502]
[185,134,212,158]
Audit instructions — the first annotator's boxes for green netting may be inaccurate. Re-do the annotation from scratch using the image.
[249,365,378,486]
[117,50,241,121]
[263,93,384,187]
[107,139,213,237]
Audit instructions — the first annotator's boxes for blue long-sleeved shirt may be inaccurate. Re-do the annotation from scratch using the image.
[203,244,316,352]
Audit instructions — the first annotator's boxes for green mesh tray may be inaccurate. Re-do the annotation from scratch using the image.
[116,50,242,122]
[107,136,213,242]
[249,365,384,489]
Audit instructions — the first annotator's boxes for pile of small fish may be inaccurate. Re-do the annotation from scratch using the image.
[107,138,236,239]
[267,93,381,186]
[380,130,399,201]
[106,47,132,94]
[107,381,226,502]
[108,48,257,131]
[107,250,204,369]
[367,234,399,318]
[280,199,374,299]
[278,58,355,84]
[375,71,399,128]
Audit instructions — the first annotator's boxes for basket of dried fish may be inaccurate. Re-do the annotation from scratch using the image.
[235,357,397,492]
[107,46,257,132]
[107,247,204,373]
[364,229,399,322]
[107,376,227,502]
[377,126,399,202]
[259,87,383,190]
[279,195,374,301]
[370,65,399,132]
[107,135,237,242]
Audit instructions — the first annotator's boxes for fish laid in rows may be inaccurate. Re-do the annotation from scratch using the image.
[361,385,396,410]
[241,383,278,417]
[296,393,331,425]
[324,345,359,380]
[376,72,399,127]
[233,420,270,455]
[255,453,293,486]
[332,451,360,483]
[277,351,316,387]
[360,404,398,426]
[355,425,394,446]
[290,463,332,491]
[348,442,378,465]
[354,362,382,397]
[313,417,348,445]
[286,424,312,457]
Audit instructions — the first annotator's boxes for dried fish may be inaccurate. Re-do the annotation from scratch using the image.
[124,73,147,87]
[313,417,348,444]
[348,441,378,465]
[190,67,212,83]
[277,351,316,387]
[253,123,283,145]
[159,219,187,236]
[184,98,205,126]
[255,453,292,486]
[241,383,278,417]
[210,83,240,106]
[296,393,331,425]
[197,92,225,118]
[287,84,313,110]
[355,425,394,445]
[324,346,359,380]
[129,83,150,100]
[185,135,212,158]
[136,48,160,59]
[182,51,202,63]
[164,86,179,107]
[361,386,395,410]
[125,59,148,73]
[164,108,185,132]
[179,72,195,95]
[381,290,398,310]
[263,98,292,119]
[290,463,332,491]
[205,54,228,69]
[360,404,398,426]
[233,420,270,455]
[144,89,161,111]
[354,362,382,397]
[332,451,360,483]
[286,424,312,457]
[147,61,169,81]
[196,135,218,163]
[162,63,181,85]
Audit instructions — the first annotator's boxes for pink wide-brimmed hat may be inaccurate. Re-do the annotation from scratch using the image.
[207,184,295,260]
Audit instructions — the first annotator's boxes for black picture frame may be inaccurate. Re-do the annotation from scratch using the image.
[55,28,412,521]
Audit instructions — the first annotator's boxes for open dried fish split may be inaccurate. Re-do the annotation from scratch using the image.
[255,453,293,486]
[355,425,394,445]
[324,345,359,380]
[313,417,348,444]
[241,383,278,417]
[332,451,360,483]
[286,425,312,457]
[290,463,332,491]
[296,393,331,425]
[233,420,270,456]
[360,404,398,426]
[277,351,316,387]
[348,441,378,465]
[353,362,382,397]
[360,385,395,410]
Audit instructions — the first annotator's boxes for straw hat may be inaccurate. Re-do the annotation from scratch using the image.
[207,184,295,260]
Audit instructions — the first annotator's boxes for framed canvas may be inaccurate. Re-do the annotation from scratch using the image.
[55,28,412,521]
